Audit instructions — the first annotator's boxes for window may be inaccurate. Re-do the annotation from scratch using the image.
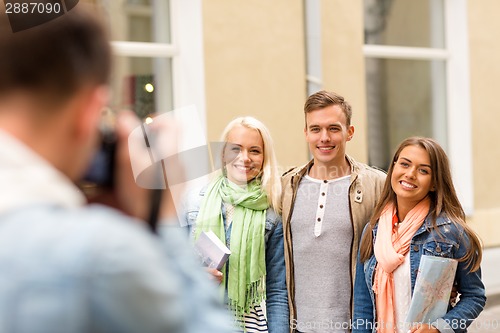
[93,0,205,123]
[363,0,473,213]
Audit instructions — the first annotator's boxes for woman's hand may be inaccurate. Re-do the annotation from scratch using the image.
[206,268,223,284]
[450,282,459,306]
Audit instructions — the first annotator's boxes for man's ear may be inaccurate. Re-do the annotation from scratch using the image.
[346,125,355,141]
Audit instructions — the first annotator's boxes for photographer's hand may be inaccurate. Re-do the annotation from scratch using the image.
[114,111,184,224]
[84,110,183,226]
[114,111,150,219]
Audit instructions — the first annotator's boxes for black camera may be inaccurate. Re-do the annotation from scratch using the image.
[82,108,117,188]
[81,110,163,233]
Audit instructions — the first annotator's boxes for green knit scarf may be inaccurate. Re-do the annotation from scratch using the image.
[194,174,268,318]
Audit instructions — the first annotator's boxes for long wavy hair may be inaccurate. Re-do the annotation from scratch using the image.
[219,116,282,213]
[359,137,482,272]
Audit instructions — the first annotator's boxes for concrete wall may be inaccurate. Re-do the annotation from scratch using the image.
[321,0,369,163]
[201,0,500,247]
[202,0,371,169]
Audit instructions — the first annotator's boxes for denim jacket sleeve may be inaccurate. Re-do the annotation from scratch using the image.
[432,227,486,333]
[352,227,375,333]
[265,210,290,333]
[88,207,234,333]
[158,224,236,333]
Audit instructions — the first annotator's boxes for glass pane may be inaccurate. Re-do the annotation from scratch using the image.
[109,56,173,119]
[95,0,171,43]
[366,58,447,170]
[364,0,445,48]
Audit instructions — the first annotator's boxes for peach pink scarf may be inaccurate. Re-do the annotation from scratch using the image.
[373,197,430,333]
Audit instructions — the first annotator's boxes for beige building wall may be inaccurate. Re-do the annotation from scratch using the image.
[202,0,307,171]
[202,0,368,168]
[468,0,500,247]
[321,0,368,163]
[201,0,500,247]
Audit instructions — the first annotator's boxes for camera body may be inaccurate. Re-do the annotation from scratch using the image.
[82,108,117,188]
[83,129,116,188]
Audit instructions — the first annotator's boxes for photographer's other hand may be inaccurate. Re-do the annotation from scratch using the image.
[114,111,150,220]
[114,111,184,223]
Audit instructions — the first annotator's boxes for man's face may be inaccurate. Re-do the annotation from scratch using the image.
[304,105,354,169]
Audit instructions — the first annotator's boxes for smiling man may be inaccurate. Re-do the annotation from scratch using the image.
[281,90,386,333]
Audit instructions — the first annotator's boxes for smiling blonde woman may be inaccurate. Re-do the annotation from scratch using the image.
[183,117,288,333]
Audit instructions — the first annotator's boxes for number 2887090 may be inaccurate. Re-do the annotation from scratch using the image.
[5,2,62,14]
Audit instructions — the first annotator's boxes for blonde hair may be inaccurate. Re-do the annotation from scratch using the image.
[220,117,282,213]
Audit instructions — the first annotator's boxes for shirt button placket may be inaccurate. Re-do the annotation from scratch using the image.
[314,180,328,237]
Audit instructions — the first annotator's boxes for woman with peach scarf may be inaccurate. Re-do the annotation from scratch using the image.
[353,137,485,333]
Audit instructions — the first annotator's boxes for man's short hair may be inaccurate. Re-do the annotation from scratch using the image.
[304,90,353,126]
[0,4,111,108]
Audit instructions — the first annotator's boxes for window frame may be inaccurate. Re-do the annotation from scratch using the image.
[363,0,473,214]
[110,0,206,127]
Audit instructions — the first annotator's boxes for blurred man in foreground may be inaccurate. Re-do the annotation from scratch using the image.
[0,4,233,333]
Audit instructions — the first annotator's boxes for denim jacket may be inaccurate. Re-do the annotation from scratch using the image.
[182,185,290,333]
[0,130,235,333]
[0,205,235,333]
[353,213,486,333]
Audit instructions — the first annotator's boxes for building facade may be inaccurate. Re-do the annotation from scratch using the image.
[94,0,500,247]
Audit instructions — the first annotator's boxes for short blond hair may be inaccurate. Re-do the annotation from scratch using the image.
[304,90,352,126]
